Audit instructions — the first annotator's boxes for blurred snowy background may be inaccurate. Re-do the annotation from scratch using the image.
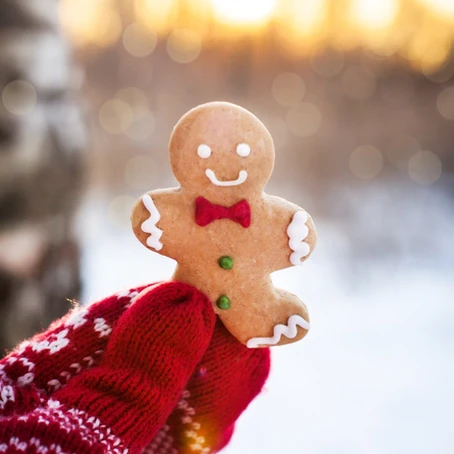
[1,0,454,452]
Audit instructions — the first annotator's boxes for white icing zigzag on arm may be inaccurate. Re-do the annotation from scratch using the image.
[141,194,163,251]
[246,315,311,348]
[287,211,310,266]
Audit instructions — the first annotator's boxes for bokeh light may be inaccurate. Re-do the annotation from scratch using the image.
[125,111,155,141]
[350,0,398,30]
[99,99,134,134]
[311,49,345,78]
[271,73,306,107]
[423,60,454,84]
[408,151,442,185]
[124,156,157,189]
[115,88,148,115]
[212,0,277,25]
[2,80,37,116]
[418,0,454,18]
[167,29,202,63]
[436,87,454,120]
[99,88,156,140]
[134,0,175,33]
[60,0,122,47]
[123,23,158,57]
[285,103,322,138]
[278,0,327,39]
[421,47,454,82]
[349,145,384,179]
[409,33,452,75]
[117,88,149,124]
[57,0,454,74]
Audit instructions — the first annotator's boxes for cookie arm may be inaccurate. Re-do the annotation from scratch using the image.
[265,195,317,272]
[287,210,315,266]
[131,189,181,261]
[141,194,163,251]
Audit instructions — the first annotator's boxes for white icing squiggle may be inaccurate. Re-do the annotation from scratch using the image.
[246,315,310,348]
[287,211,310,265]
[141,194,163,251]
[205,169,248,187]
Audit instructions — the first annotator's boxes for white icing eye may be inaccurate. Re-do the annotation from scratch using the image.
[197,144,212,159]
[236,143,251,157]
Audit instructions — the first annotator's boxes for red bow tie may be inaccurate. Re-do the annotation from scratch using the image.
[195,197,251,228]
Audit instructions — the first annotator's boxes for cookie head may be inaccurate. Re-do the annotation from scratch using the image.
[169,102,275,196]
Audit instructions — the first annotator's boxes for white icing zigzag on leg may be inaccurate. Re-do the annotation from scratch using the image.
[246,315,310,348]
[287,211,310,265]
[141,194,163,251]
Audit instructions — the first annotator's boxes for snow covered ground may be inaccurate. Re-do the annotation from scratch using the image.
[78,188,454,454]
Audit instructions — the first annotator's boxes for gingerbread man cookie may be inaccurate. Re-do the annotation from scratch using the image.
[131,102,317,347]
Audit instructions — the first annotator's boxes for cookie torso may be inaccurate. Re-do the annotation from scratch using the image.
[131,188,316,344]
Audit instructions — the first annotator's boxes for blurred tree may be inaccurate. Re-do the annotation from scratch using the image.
[0,0,85,353]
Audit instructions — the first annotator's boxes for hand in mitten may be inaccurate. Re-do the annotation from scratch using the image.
[146,318,270,454]
[0,282,270,454]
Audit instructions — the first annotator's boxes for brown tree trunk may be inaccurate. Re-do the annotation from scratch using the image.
[0,0,85,353]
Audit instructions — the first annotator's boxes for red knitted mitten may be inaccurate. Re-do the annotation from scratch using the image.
[144,319,271,454]
[0,284,149,401]
[0,282,215,453]
[0,282,271,454]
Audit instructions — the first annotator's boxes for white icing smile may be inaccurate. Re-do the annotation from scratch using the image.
[205,169,248,187]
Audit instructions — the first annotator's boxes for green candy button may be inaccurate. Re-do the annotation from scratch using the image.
[218,256,233,270]
[216,295,231,310]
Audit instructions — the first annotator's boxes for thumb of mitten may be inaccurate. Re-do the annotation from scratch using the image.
[53,281,216,453]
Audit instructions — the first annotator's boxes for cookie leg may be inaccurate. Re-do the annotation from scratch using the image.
[216,283,310,348]
[246,288,310,348]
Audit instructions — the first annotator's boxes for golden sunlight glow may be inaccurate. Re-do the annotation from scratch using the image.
[60,0,121,46]
[211,0,277,25]
[419,0,454,18]
[286,0,326,32]
[134,0,176,33]
[351,0,398,29]
[60,0,454,73]
[274,0,327,57]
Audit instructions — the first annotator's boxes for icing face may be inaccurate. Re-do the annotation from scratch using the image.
[169,102,275,198]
